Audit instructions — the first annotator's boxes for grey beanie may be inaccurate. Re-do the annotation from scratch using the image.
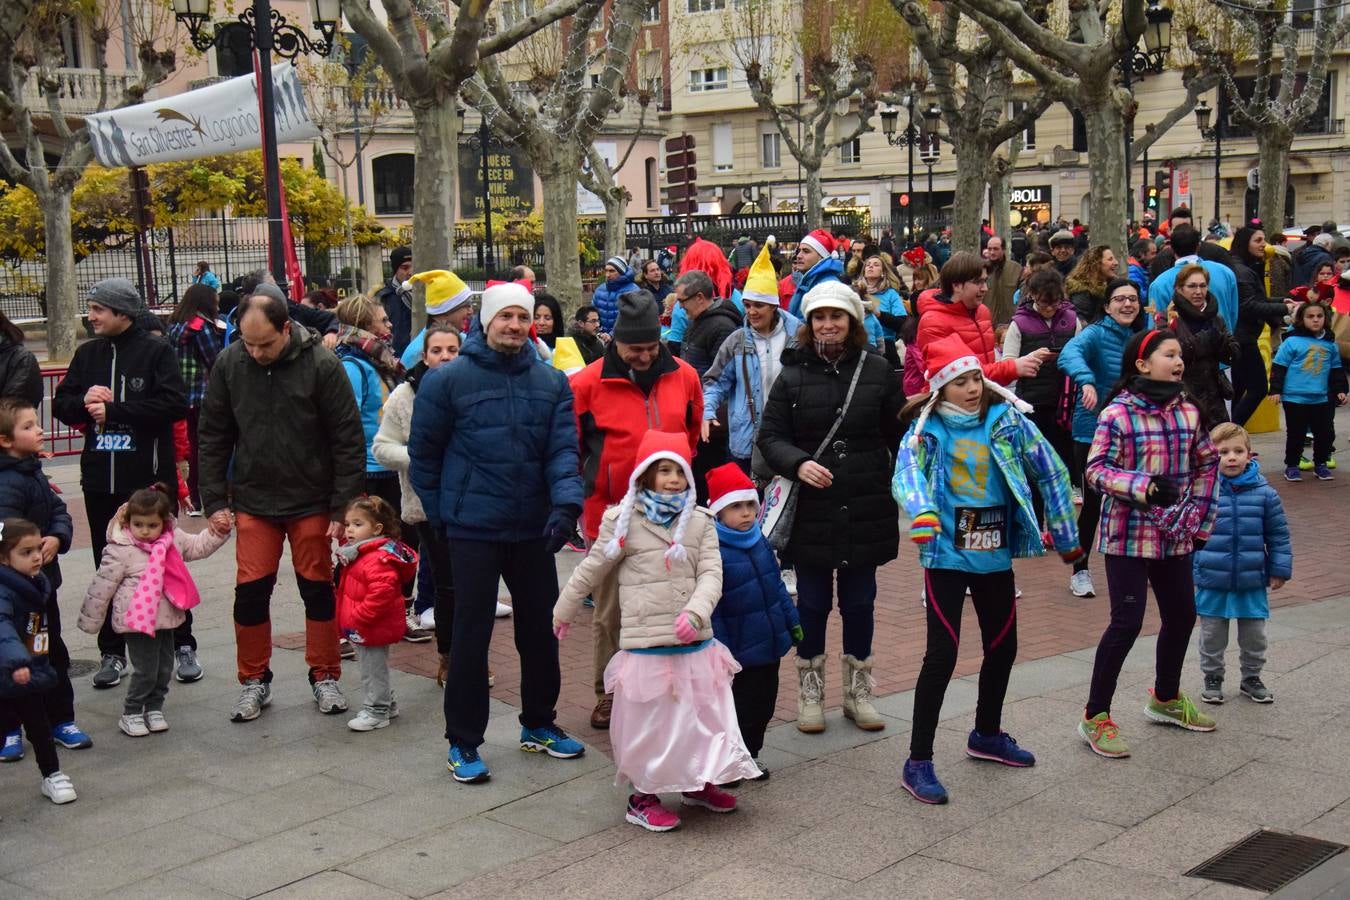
[611,290,661,343]
[250,283,288,303]
[88,278,143,317]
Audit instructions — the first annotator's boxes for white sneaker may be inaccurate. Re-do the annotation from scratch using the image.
[312,678,349,714]
[495,602,513,618]
[347,709,390,732]
[780,569,798,597]
[40,771,76,804]
[145,711,168,733]
[1069,570,1096,598]
[418,608,436,629]
[118,714,149,737]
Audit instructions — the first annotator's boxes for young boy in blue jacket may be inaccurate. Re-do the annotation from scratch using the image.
[706,463,801,778]
[1195,424,1293,705]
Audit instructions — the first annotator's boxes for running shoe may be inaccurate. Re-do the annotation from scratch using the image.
[1079,712,1130,758]
[1144,689,1216,731]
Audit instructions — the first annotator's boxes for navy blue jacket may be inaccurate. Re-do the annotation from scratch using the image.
[0,567,57,698]
[0,454,72,588]
[1193,461,1292,593]
[408,329,584,542]
[710,522,801,667]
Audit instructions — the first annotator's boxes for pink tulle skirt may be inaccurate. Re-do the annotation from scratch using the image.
[604,639,762,794]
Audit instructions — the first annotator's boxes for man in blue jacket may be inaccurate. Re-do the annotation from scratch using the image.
[409,282,586,784]
[787,229,846,317]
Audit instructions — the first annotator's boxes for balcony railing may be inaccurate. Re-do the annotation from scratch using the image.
[20,68,137,117]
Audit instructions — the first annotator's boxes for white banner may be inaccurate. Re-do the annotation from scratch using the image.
[577,141,618,216]
[86,64,319,168]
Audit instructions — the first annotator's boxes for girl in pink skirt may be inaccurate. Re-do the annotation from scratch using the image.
[554,430,760,832]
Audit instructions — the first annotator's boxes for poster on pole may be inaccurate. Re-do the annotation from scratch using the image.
[86,64,319,168]
[577,142,618,216]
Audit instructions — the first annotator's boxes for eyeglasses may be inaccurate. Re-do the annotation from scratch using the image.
[1181,281,1209,290]
[675,292,703,305]
[1108,293,1137,303]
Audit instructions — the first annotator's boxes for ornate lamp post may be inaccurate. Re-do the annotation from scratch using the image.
[172,0,339,295]
[919,124,941,236]
[1194,98,1224,226]
[881,96,942,245]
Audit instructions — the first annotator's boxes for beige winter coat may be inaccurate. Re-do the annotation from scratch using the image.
[555,504,722,649]
[77,506,229,635]
[371,382,424,524]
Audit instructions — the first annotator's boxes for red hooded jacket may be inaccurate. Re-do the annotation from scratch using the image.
[915,289,1018,385]
[336,539,418,647]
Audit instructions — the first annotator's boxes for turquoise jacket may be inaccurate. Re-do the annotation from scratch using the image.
[336,346,389,474]
[892,402,1080,568]
[1058,315,1141,443]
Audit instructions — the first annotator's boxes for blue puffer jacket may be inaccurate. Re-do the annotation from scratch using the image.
[336,345,390,474]
[1058,315,1142,443]
[1193,461,1292,595]
[711,522,801,667]
[0,567,57,698]
[0,453,72,589]
[590,268,639,334]
[408,329,584,541]
[701,310,802,460]
[788,257,847,318]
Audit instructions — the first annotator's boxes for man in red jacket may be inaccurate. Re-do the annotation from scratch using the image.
[916,251,1050,387]
[570,290,703,729]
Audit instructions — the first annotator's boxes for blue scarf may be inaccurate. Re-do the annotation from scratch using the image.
[715,520,761,548]
[936,401,984,429]
[1223,458,1263,489]
[638,489,686,527]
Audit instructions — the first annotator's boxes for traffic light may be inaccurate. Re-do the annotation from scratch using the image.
[1155,169,1171,193]
[1146,186,1160,211]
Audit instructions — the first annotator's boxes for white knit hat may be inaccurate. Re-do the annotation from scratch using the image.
[605,430,698,567]
[801,279,864,323]
[478,282,533,328]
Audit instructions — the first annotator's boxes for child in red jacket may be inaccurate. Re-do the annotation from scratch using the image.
[336,496,417,733]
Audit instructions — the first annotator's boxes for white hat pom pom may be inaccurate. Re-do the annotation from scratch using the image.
[766,234,776,248]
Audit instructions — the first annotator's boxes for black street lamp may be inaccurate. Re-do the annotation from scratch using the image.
[1194,98,1223,226]
[920,133,940,236]
[458,109,496,281]
[881,96,941,245]
[172,0,339,296]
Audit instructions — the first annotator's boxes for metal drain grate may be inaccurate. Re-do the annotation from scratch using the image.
[1186,829,1348,893]
[67,658,101,677]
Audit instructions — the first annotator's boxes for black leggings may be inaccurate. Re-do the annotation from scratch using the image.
[730,662,779,757]
[1283,402,1335,468]
[1072,442,1103,573]
[1085,554,1196,718]
[910,568,1018,761]
[1231,341,1268,427]
[414,522,457,655]
[4,694,59,776]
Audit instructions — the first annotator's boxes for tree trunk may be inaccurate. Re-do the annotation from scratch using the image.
[1256,127,1293,235]
[539,152,584,314]
[950,138,989,255]
[1082,98,1129,263]
[804,165,824,231]
[410,102,457,333]
[988,167,1012,247]
[603,190,626,260]
[43,189,77,363]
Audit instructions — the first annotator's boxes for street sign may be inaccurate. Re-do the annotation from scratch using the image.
[665,150,696,170]
[667,165,692,184]
[666,134,695,153]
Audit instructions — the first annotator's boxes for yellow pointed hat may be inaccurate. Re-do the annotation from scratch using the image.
[741,236,779,306]
[406,269,472,315]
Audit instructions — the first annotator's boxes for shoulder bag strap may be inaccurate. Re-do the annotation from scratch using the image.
[811,353,866,458]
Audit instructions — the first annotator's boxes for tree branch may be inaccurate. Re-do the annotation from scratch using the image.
[479,0,589,56]
[1129,69,1218,161]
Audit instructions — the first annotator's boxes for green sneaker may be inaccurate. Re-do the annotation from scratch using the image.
[1144,689,1216,732]
[1299,456,1314,471]
[1078,712,1130,758]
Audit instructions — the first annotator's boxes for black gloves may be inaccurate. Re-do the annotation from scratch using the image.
[543,507,579,554]
[1147,475,1180,508]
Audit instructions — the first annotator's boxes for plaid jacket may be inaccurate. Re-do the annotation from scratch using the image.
[1086,389,1218,559]
[167,317,223,407]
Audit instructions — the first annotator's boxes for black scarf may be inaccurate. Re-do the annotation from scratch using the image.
[1127,374,1184,406]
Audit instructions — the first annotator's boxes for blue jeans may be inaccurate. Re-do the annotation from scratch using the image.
[793,564,877,659]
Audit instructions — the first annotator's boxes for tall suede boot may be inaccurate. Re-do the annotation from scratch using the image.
[796,654,826,733]
[842,654,885,731]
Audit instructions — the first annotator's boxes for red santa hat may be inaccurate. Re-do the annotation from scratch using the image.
[706,463,758,517]
[799,228,836,260]
[907,334,1031,447]
[605,430,698,566]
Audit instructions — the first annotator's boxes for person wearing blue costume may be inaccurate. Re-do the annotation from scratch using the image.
[590,257,640,335]
[787,228,846,318]
[1148,224,1237,335]
[399,269,475,369]
[892,333,1082,805]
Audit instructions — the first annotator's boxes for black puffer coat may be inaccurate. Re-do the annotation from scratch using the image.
[1169,291,1240,431]
[757,344,903,568]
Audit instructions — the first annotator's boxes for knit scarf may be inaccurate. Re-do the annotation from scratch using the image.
[336,325,405,388]
[814,340,847,363]
[936,401,984,429]
[1126,375,1185,407]
[124,528,199,636]
[638,489,687,528]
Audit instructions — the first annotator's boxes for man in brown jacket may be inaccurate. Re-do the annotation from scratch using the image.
[983,236,1023,328]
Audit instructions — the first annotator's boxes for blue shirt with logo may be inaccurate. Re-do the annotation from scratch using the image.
[927,410,1014,573]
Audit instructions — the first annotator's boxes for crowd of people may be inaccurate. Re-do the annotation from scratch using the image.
[0,210,1339,828]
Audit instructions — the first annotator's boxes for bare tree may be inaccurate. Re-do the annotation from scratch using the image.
[0,0,176,360]
[461,0,648,311]
[1189,0,1350,232]
[576,85,658,260]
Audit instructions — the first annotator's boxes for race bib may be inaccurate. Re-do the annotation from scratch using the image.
[94,431,135,452]
[955,506,1006,552]
[23,612,48,656]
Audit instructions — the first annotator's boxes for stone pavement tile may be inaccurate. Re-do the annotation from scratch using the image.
[1013,859,1200,900]
[105,873,241,899]
[191,735,358,793]
[1211,684,1340,743]
[1252,636,1339,675]
[0,822,68,877]
[743,761,885,822]
[484,767,631,843]
[425,826,633,899]
[340,815,559,897]
[749,740,811,778]
[1098,706,1280,780]
[845,855,1007,899]
[0,878,52,900]
[1179,759,1350,830]
[192,772,383,842]
[7,820,239,896]
[1065,634,1159,673]
[1188,884,1267,899]
[757,803,963,882]
[922,794,1123,882]
[1264,602,1350,632]
[662,861,850,899]
[255,870,412,899]
[999,653,1097,702]
[1084,806,1260,878]
[1303,625,1350,646]
[1301,799,1350,844]
[1029,761,1210,828]
[173,818,395,898]
[762,712,905,761]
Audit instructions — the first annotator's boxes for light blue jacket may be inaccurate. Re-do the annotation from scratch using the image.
[1149,258,1238,335]
[702,310,801,460]
[336,346,389,474]
[1058,315,1140,443]
[892,402,1080,568]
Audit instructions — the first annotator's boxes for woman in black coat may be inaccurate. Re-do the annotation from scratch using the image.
[1229,225,1295,426]
[757,280,903,736]
[1169,263,1240,430]
[0,312,41,409]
